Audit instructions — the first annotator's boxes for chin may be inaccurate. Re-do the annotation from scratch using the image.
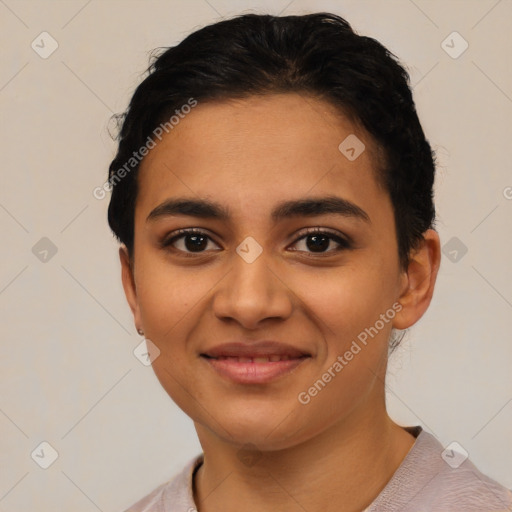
[200,400,315,451]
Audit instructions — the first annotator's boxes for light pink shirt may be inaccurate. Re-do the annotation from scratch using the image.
[123,427,512,511]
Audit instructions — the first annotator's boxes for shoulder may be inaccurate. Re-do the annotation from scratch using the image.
[122,454,203,512]
[369,428,512,512]
[429,462,512,511]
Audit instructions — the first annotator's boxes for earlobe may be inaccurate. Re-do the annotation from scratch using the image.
[392,229,441,330]
[119,245,142,330]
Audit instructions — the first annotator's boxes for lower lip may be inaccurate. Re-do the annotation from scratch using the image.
[202,356,309,384]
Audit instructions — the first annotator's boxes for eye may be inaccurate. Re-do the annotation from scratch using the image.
[161,227,351,257]
[161,228,220,255]
[289,228,351,255]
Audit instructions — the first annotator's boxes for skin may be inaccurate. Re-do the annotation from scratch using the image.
[120,93,441,512]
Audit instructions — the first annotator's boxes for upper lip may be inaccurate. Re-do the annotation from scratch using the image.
[201,341,310,359]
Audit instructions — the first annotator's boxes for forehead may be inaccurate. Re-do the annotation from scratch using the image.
[136,93,389,223]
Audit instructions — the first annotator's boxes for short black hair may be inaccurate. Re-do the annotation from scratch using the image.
[107,12,436,270]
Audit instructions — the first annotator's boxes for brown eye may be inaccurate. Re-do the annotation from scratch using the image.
[290,229,351,254]
[161,229,220,254]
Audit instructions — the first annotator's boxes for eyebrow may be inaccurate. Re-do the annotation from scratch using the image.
[146,195,371,224]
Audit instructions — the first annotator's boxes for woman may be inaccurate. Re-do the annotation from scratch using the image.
[107,12,512,511]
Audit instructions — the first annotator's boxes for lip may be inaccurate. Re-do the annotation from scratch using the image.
[201,341,311,384]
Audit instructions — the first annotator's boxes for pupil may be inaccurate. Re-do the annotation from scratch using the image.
[183,234,330,253]
[185,234,207,251]
[306,234,329,252]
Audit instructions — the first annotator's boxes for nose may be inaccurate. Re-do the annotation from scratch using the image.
[212,246,293,329]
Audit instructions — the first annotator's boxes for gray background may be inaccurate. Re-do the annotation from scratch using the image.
[1,0,511,510]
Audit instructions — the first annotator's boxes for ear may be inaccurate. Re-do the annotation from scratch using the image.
[393,229,441,330]
[119,245,142,332]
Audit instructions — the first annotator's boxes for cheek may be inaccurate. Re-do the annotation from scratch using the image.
[136,256,209,336]
[298,262,396,342]
[136,262,206,410]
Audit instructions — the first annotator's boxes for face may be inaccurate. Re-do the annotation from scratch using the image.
[120,93,433,451]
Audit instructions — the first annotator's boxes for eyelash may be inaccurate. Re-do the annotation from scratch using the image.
[160,227,352,257]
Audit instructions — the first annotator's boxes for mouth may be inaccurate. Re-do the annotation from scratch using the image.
[203,354,304,362]
[200,341,311,384]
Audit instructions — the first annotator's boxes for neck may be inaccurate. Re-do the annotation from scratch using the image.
[193,400,416,512]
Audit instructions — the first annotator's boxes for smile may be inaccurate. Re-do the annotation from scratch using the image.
[205,354,300,362]
[201,354,310,384]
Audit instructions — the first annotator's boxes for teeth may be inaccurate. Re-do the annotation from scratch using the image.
[214,355,295,362]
